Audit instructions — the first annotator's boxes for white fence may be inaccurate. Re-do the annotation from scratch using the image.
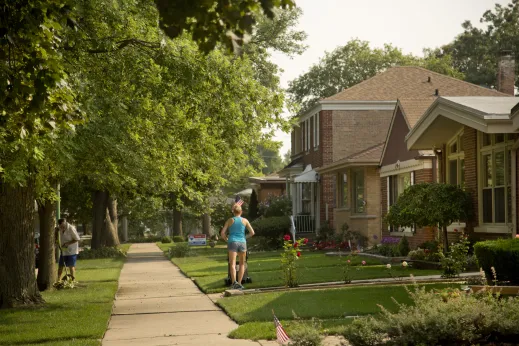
[293,215,315,234]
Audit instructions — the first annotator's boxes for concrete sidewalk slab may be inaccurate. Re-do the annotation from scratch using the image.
[103,243,250,346]
[113,295,220,315]
[103,334,260,346]
[104,311,242,340]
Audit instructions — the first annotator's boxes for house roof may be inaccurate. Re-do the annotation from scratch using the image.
[398,98,437,128]
[249,173,285,184]
[325,67,510,102]
[406,96,519,150]
[316,143,385,174]
[441,97,519,116]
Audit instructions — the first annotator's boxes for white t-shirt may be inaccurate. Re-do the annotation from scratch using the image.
[60,224,80,256]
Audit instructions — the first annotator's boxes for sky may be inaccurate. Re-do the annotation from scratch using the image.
[271,0,510,156]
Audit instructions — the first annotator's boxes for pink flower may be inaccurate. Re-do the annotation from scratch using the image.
[284,235,291,241]
[347,260,351,263]
[361,261,366,265]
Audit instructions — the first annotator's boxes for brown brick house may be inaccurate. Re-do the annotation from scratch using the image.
[280,65,510,241]
[407,95,519,240]
[249,174,287,202]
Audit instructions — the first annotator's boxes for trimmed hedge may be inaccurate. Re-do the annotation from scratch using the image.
[250,216,291,249]
[172,236,185,243]
[161,236,172,243]
[474,239,519,284]
[128,236,162,243]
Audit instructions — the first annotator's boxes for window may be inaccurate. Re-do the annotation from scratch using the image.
[306,118,311,151]
[300,122,304,153]
[447,131,465,186]
[352,169,365,213]
[339,172,348,208]
[302,183,311,214]
[480,133,513,225]
[389,172,412,207]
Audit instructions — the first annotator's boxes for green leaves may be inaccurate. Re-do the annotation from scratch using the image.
[384,183,473,229]
[154,0,296,53]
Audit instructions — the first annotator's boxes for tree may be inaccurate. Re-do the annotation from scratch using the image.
[154,0,297,53]
[287,39,464,114]
[384,183,472,253]
[0,0,295,309]
[432,1,519,89]
[258,142,284,174]
[282,150,292,166]
[248,190,259,221]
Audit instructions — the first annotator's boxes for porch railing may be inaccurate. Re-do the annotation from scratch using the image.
[293,215,315,234]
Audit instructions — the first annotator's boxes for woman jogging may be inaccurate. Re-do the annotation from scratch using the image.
[220,203,255,289]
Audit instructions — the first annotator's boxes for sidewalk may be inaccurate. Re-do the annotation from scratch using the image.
[102,243,265,346]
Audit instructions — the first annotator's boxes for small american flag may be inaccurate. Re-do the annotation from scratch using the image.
[273,311,290,344]
[235,195,244,206]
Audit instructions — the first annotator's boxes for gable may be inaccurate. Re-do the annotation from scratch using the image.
[381,106,419,166]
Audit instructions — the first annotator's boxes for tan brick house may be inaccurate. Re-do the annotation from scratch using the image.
[280,64,510,240]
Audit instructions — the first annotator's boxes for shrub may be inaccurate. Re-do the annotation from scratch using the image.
[439,234,470,278]
[408,248,425,260]
[288,321,322,346]
[474,238,519,284]
[128,236,162,243]
[168,243,196,258]
[259,195,292,217]
[79,246,127,259]
[161,236,172,243]
[342,282,519,346]
[172,236,185,243]
[251,216,291,249]
[315,223,335,242]
[398,236,410,256]
[419,240,440,253]
[376,244,401,257]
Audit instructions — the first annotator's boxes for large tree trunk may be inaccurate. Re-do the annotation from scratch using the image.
[173,209,182,236]
[0,181,43,309]
[202,213,211,236]
[37,200,56,291]
[92,190,120,249]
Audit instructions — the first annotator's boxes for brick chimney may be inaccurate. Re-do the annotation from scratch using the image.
[497,50,515,95]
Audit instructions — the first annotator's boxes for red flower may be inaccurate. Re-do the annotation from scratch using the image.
[297,251,301,257]
[284,235,291,241]
[304,238,309,244]
[293,242,299,248]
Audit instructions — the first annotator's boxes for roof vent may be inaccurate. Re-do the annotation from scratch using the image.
[435,89,439,96]
[428,76,431,83]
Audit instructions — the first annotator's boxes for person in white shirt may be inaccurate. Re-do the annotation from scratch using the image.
[57,219,80,281]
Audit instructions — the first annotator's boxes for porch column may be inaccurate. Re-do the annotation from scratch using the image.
[512,142,519,238]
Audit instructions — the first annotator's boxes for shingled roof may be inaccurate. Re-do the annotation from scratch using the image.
[325,66,510,102]
[398,98,437,128]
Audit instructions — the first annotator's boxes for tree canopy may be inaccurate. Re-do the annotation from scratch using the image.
[287,39,464,114]
[431,0,519,89]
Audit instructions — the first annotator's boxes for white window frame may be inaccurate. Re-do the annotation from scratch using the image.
[478,133,514,228]
[306,118,310,152]
[352,168,366,214]
[387,171,414,235]
[446,130,465,186]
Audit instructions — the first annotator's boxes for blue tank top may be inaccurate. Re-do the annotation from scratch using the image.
[228,217,246,243]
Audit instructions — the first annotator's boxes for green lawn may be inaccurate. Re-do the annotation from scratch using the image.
[220,283,459,340]
[0,253,127,345]
[157,243,442,293]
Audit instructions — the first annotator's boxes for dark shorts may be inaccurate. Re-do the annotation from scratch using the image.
[228,241,247,253]
[59,255,78,267]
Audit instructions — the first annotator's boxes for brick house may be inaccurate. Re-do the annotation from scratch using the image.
[280,65,509,240]
[249,174,287,202]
